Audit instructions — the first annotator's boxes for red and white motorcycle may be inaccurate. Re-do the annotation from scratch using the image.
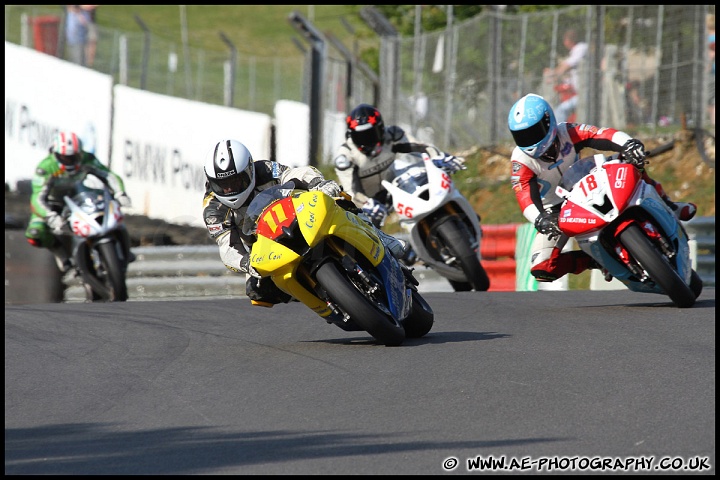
[382,152,490,291]
[555,152,702,308]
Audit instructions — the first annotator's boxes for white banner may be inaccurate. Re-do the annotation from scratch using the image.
[4,41,113,190]
[111,85,272,227]
[274,100,310,167]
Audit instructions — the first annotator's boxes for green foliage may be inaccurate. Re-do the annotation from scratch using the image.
[375,6,485,35]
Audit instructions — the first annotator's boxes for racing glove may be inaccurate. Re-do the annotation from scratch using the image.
[534,210,561,239]
[621,139,647,171]
[361,198,388,227]
[117,192,132,208]
[313,179,342,197]
[46,212,65,234]
[239,255,261,278]
[432,154,467,174]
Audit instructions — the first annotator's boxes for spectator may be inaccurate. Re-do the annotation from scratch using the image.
[707,13,715,126]
[65,5,89,66]
[544,29,588,123]
[81,5,99,67]
[625,80,649,127]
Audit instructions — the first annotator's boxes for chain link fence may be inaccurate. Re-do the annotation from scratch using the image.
[5,5,306,116]
[373,5,715,152]
[6,5,715,155]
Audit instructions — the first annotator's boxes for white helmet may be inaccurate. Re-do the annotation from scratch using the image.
[204,139,256,209]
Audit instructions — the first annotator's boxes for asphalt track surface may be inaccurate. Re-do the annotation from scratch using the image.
[5,289,715,475]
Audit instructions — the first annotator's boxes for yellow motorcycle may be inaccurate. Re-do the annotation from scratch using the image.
[243,182,434,346]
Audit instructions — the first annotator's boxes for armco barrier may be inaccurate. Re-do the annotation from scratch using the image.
[61,244,456,303]
[685,216,715,287]
[58,217,713,302]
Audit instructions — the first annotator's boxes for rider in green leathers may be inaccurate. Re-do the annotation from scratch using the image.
[25,130,133,273]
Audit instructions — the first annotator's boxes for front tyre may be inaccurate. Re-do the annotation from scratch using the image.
[436,219,490,291]
[619,224,695,308]
[76,241,128,302]
[316,261,405,346]
[98,242,128,301]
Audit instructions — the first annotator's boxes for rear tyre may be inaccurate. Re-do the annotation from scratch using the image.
[403,291,434,338]
[619,224,696,308]
[447,280,472,292]
[690,270,703,299]
[316,261,405,346]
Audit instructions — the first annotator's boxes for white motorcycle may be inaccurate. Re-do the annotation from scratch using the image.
[382,152,490,291]
[58,174,132,302]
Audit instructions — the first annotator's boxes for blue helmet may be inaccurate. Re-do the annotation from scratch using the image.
[507,94,557,160]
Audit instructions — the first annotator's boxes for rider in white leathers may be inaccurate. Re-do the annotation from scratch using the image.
[333,104,466,263]
[202,139,408,306]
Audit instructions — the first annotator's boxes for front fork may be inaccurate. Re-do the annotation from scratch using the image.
[612,220,676,281]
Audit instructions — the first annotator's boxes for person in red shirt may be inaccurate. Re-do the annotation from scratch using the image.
[507,93,697,282]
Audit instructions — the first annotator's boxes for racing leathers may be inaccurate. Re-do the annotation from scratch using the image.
[202,160,339,306]
[25,151,131,272]
[510,122,689,282]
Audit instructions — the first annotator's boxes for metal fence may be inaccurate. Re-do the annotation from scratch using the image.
[6,5,715,156]
[374,5,716,151]
[5,5,307,116]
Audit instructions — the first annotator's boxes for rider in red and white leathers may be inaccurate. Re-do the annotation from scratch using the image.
[508,93,697,282]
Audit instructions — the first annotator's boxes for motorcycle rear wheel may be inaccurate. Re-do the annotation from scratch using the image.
[436,219,490,291]
[690,270,703,299]
[315,261,406,346]
[619,224,696,308]
[403,291,434,338]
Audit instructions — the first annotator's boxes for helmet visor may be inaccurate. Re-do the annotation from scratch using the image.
[350,128,381,155]
[511,114,551,148]
[209,161,254,196]
[56,153,80,166]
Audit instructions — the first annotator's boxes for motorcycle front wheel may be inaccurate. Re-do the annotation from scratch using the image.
[436,218,490,291]
[315,261,406,346]
[76,241,128,302]
[619,224,695,308]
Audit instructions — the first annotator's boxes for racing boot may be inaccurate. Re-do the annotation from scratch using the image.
[358,212,411,260]
[400,246,418,266]
[650,179,697,221]
[588,258,613,282]
[375,229,410,260]
[666,200,697,222]
[48,242,72,275]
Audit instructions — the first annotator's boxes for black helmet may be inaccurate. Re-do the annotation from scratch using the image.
[346,104,385,157]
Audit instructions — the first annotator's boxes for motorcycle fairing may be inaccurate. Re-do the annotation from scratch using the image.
[558,157,693,292]
[251,190,410,320]
[295,191,384,265]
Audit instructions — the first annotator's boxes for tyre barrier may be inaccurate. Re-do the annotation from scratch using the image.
[480,223,522,292]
